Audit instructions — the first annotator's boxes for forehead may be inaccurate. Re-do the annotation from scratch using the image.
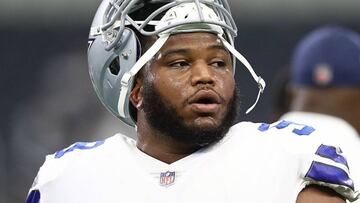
[158,32,225,53]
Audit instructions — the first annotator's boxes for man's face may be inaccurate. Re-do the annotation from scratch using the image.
[140,32,238,146]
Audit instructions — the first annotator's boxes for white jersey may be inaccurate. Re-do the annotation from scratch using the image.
[282,112,360,203]
[27,121,359,203]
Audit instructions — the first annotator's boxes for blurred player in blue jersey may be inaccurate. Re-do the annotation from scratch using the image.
[281,25,360,202]
[27,1,359,202]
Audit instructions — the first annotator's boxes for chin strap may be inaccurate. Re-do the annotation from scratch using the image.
[219,35,266,114]
[117,34,170,117]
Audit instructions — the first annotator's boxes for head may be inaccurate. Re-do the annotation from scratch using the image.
[87,0,265,145]
[130,32,239,146]
[289,25,360,133]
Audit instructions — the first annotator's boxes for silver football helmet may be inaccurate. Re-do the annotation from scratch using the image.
[88,0,265,127]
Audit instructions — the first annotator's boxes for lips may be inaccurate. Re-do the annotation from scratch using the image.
[188,90,222,114]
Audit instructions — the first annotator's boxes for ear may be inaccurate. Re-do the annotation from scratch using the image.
[130,78,144,110]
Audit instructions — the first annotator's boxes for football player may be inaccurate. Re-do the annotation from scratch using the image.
[281,25,360,203]
[27,1,359,202]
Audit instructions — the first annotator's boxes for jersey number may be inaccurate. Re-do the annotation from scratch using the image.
[258,120,315,136]
[54,140,105,159]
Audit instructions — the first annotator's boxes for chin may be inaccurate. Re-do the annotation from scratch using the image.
[192,116,221,129]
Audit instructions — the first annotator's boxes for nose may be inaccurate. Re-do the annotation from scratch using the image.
[190,61,215,86]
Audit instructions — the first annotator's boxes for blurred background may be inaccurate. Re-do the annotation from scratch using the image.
[1,0,360,202]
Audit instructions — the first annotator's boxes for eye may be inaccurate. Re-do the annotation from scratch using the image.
[169,60,190,68]
[210,60,227,68]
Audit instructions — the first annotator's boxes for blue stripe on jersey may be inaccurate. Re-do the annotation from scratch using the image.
[26,190,40,203]
[316,145,349,169]
[305,161,354,190]
[55,140,105,159]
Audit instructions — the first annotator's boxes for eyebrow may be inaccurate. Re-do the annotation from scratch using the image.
[160,44,229,58]
[160,48,188,58]
[208,44,230,54]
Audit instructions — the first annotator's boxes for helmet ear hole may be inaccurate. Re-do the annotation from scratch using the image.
[109,57,120,75]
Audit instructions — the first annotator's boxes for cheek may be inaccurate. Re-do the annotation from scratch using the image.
[172,77,190,99]
[143,66,155,83]
[217,74,235,98]
[153,72,189,104]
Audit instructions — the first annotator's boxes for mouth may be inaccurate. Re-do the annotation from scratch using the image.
[188,90,221,114]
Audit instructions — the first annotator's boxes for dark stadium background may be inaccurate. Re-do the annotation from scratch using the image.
[1,0,359,202]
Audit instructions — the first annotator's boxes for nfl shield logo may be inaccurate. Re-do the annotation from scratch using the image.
[159,171,175,186]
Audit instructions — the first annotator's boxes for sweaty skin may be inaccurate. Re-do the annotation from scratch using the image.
[130,32,234,164]
[150,33,234,128]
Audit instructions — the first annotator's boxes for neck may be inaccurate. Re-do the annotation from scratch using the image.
[290,87,360,135]
[135,114,200,164]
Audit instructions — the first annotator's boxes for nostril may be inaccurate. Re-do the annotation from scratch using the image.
[196,80,214,86]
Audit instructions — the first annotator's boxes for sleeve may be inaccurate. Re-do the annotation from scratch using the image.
[257,120,360,202]
[25,153,66,203]
[26,189,41,203]
[300,143,360,202]
[25,140,106,203]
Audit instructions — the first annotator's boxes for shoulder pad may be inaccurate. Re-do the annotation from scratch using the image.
[29,140,106,190]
